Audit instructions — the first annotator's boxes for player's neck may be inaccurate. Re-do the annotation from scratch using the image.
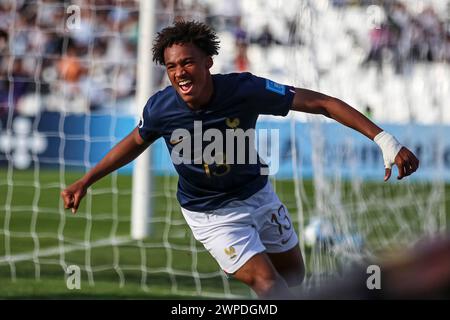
[186,75,214,110]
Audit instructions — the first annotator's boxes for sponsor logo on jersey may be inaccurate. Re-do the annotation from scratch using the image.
[170,137,184,145]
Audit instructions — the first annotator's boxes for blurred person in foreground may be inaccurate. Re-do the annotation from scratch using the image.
[303,233,450,299]
[61,21,419,299]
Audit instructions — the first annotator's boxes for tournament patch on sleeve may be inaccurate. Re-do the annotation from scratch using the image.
[265,79,286,95]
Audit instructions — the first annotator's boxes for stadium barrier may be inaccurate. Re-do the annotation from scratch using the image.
[0,112,449,181]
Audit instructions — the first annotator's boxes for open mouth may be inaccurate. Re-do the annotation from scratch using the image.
[178,79,193,95]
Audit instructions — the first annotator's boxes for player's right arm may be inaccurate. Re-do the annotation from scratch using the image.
[291,88,419,181]
[60,127,154,214]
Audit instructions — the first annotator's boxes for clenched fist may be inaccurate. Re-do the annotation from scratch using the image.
[60,180,88,214]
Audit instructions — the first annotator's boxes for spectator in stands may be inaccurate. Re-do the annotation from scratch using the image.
[0,58,32,116]
[0,29,8,115]
[234,42,249,72]
[410,18,428,61]
[286,18,302,46]
[234,17,248,47]
[416,6,444,62]
[210,0,242,32]
[444,32,450,63]
[0,29,8,66]
[255,25,281,48]
[387,1,413,74]
[0,0,143,115]
[232,17,249,72]
[1,0,448,116]
[57,41,85,83]
[363,23,390,71]
[361,0,450,73]
[363,105,373,120]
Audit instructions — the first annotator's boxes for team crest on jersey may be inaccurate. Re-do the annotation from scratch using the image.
[224,246,237,259]
[225,118,240,129]
[265,79,285,95]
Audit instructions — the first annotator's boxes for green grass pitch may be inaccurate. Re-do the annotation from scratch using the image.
[0,169,448,299]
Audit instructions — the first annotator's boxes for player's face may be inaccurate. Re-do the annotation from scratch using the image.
[164,43,214,109]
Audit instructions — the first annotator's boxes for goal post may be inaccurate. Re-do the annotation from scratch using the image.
[131,0,155,240]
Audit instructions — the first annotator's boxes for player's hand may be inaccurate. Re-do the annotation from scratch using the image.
[384,147,419,181]
[60,180,88,214]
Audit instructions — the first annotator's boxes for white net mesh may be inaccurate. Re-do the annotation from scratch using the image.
[0,0,448,298]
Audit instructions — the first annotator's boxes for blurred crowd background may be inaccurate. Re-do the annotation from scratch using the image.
[362,1,450,72]
[0,0,449,118]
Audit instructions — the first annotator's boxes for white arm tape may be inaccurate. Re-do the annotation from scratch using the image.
[374,131,403,169]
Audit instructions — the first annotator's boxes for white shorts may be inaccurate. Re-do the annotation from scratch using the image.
[180,181,299,274]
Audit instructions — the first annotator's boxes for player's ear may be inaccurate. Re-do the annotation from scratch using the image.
[206,56,213,69]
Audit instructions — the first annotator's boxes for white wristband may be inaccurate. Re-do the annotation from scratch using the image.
[374,131,403,169]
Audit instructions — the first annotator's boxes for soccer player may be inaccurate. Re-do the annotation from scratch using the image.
[61,21,419,299]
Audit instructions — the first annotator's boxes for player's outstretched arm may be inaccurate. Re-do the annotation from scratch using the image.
[61,127,153,213]
[291,88,419,181]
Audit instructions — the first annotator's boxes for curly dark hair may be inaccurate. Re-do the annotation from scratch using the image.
[152,20,220,65]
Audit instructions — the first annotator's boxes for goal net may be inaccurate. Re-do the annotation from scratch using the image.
[0,0,448,298]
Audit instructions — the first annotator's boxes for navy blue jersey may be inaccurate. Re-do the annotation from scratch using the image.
[138,72,295,211]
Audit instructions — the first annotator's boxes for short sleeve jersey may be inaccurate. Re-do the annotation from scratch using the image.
[138,72,295,211]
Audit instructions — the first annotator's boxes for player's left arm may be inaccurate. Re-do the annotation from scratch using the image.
[291,88,419,181]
